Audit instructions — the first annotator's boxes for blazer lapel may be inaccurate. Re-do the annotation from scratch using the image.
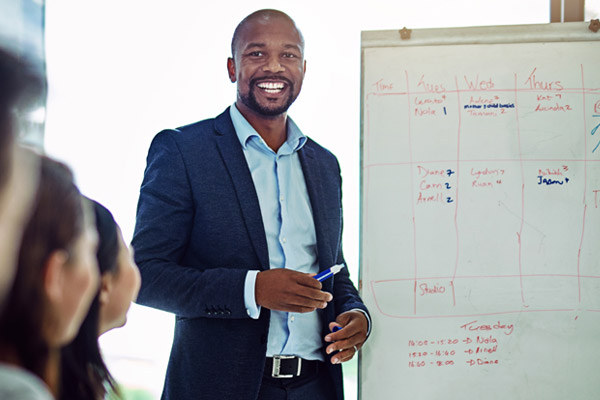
[299,143,333,270]
[214,109,270,270]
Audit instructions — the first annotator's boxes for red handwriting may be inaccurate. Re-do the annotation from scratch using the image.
[470,168,504,188]
[408,339,429,346]
[469,95,499,104]
[464,345,498,355]
[420,180,444,190]
[407,339,458,369]
[538,168,564,177]
[594,100,600,114]
[463,336,498,345]
[419,283,446,296]
[415,106,436,117]
[535,103,573,112]
[416,192,443,204]
[466,109,498,117]
[459,320,515,335]
[524,68,564,91]
[464,74,495,90]
[408,361,426,368]
[537,93,564,101]
[417,166,446,177]
[471,168,505,180]
[472,181,493,188]
[594,190,599,208]
[417,74,446,93]
[466,358,499,366]
[373,79,393,92]
[415,95,446,105]
[408,339,460,347]
[406,332,507,370]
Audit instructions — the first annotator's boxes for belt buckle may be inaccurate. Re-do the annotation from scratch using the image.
[271,355,302,378]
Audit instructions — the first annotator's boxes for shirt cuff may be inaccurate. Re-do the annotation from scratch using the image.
[350,308,372,336]
[244,270,261,319]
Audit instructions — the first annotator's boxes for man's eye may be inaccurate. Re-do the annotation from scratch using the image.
[249,51,263,57]
[282,53,297,58]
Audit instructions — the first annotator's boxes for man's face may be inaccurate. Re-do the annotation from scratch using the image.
[228,16,306,118]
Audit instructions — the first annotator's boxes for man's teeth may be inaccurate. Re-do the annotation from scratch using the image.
[257,82,285,93]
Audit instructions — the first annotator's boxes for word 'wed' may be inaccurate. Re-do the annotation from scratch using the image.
[464,74,495,90]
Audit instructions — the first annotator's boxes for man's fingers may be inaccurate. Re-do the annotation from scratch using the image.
[255,268,333,312]
[325,333,361,355]
[295,273,323,289]
[285,292,329,310]
[330,346,358,364]
[295,285,332,303]
[324,320,361,343]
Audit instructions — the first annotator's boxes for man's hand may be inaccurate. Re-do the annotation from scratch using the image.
[324,310,368,364]
[255,269,333,313]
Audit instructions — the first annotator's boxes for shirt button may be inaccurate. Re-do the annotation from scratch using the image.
[280,195,285,201]
[282,237,287,243]
[290,316,295,322]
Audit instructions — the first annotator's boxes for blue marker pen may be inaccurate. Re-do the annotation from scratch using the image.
[332,326,343,332]
[314,264,346,282]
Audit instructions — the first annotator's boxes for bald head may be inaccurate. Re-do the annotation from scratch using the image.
[231,9,304,60]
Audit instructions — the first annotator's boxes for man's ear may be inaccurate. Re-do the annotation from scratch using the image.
[227,57,237,83]
[303,59,307,74]
[98,273,113,306]
[44,250,69,303]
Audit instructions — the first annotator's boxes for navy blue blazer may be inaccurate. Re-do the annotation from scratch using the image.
[132,108,369,400]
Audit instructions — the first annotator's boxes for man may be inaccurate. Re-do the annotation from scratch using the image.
[133,9,370,400]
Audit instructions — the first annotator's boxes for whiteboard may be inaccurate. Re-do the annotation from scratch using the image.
[359,22,600,400]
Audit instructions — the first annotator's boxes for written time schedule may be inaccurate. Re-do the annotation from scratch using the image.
[360,38,600,399]
[362,44,600,324]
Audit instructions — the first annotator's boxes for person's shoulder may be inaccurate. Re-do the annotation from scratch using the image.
[175,116,218,137]
[166,107,233,140]
[149,107,232,150]
[0,363,54,400]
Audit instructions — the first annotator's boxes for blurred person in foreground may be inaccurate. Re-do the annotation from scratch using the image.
[0,46,42,309]
[133,9,370,400]
[0,156,100,399]
[60,200,141,400]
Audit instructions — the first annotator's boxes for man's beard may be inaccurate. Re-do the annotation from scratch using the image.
[239,78,297,117]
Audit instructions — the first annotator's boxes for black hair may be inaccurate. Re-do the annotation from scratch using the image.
[59,200,120,400]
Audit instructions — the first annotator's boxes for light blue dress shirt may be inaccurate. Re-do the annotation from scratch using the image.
[230,105,325,361]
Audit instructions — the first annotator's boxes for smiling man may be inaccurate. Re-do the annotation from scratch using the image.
[133,9,370,400]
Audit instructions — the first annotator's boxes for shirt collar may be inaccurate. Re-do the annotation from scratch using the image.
[229,103,307,153]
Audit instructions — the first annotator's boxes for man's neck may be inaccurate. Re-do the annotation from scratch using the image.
[235,101,287,152]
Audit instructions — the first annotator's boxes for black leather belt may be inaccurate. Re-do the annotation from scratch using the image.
[265,355,319,379]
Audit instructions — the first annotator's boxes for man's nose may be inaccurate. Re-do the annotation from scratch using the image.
[262,55,285,73]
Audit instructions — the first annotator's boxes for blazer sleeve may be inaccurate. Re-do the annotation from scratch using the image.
[132,130,250,320]
[329,158,371,320]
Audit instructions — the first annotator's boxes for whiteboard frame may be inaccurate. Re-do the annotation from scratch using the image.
[358,21,599,400]
[361,21,598,48]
